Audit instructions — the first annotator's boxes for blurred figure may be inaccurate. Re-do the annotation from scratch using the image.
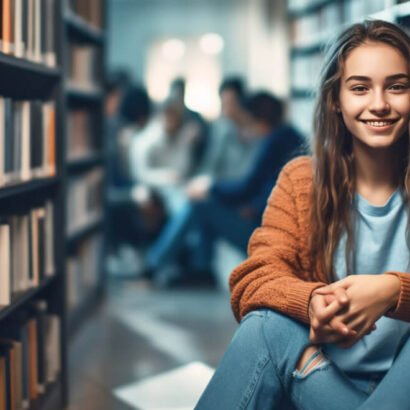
[169,77,209,169]
[146,91,307,286]
[130,98,201,214]
[187,77,260,197]
[105,84,153,275]
[105,70,131,119]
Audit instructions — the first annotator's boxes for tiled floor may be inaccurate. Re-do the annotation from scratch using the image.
[67,280,237,410]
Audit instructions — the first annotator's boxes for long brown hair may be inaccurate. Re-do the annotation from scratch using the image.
[311,20,410,282]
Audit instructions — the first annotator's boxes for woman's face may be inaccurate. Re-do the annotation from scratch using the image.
[338,41,410,151]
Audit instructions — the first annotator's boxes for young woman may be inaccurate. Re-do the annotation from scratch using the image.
[196,20,410,410]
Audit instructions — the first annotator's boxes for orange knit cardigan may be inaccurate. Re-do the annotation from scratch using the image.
[230,156,410,324]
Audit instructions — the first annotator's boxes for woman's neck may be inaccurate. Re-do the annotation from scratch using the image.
[353,140,400,206]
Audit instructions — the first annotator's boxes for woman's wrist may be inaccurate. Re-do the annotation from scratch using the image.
[382,274,401,312]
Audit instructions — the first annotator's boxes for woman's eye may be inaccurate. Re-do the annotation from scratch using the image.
[351,85,367,93]
[389,83,409,91]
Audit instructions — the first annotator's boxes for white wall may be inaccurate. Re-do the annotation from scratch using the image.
[107,0,289,97]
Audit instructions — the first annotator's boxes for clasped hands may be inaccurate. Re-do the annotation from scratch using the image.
[308,274,401,348]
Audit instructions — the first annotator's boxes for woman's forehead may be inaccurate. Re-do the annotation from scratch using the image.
[341,42,409,79]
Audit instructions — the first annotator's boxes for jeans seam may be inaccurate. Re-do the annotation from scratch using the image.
[237,354,270,410]
[260,312,291,398]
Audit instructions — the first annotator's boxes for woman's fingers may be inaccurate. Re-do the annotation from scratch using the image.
[315,299,344,324]
[332,287,349,305]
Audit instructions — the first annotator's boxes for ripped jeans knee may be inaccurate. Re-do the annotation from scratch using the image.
[292,346,331,379]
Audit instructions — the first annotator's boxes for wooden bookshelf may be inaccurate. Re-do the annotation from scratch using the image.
[0,0,66,408]
[287,0,410,138]
[62,0,106,345]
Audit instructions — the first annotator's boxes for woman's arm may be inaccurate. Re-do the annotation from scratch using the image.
[230,159,327,324]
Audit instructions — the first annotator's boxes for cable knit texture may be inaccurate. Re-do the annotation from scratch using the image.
[229,156,410,324]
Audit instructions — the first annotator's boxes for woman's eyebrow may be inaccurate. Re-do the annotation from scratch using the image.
[345,73,409,82]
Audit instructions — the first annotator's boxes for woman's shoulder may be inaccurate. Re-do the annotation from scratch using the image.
[280,156,313,186]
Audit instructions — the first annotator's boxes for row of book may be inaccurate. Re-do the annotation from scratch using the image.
[67,109,96,161]
[66,168,103,235]
[0,300,60,410]
[1,0,56,67]
[0,201,55,307]
[0,98,56,188]
[290,0,386,46]
[68,0,102,30]
[67,234,102,312]
[292,53,324,91]
[67,44,100,91]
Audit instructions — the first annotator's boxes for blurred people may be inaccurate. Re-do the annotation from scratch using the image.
[127,98,202,268]
[146,91,307,286]
[187,77,260,197]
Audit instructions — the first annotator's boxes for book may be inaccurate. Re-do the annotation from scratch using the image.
[0,224,11,306]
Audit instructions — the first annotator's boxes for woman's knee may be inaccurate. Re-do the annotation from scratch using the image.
[236,309,309,350]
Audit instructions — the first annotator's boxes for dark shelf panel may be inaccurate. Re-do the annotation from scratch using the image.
[0,53,60,99]
[0,275,58,322]
[288,0,340,18]
[67,153,103,173]
[67,285,103,338]
[291,42,324,56]
[67,217,103,246]
[291,88,316,99]
[0,177,59,201]
[65,12,104,45]
[30,380,62,410]
[66,86,104,103]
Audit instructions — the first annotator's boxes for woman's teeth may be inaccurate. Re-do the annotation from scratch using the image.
[363,120,396,127]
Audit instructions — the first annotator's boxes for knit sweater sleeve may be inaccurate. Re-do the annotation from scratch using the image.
[383,272,410,322]
[229,158,326,324]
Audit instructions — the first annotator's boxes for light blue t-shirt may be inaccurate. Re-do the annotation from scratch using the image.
[324,190,410,374]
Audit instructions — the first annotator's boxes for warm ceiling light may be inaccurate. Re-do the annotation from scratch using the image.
[161,38,186,61]
[199,33,224,55]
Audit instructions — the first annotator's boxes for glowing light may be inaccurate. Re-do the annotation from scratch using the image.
[161,39,186,61]
[199,33,224,55]
[185,82,221,120]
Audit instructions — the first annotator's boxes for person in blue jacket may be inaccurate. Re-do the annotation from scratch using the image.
[146,91,307,286]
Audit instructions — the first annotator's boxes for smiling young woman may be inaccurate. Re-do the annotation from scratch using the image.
[196,20,410,410]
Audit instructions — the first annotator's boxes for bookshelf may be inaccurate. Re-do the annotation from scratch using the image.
[0,0,106,408]
[286,0,410,138]
[0,0,65,408]
[61,0,106,342]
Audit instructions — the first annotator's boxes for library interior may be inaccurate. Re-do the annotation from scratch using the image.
[0,0,410,409]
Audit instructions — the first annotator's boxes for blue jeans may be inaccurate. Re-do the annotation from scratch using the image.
[147,197,257,271]
[196,309,410,410]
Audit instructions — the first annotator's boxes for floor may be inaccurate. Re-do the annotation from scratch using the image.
[66,280,238,410]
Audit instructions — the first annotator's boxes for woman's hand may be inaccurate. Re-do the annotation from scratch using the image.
[314,274,400,348]
[309,287,356,344]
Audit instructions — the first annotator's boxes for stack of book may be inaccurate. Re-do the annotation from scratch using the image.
[1,0,56,67]
[68,0,102,29]
[0,98,56,188]
[0,201,55,307]
[66,109,95,161]
[67,234,103,311]
[67,44,100,91]
[0,300,60,409]
[66,168,103,235]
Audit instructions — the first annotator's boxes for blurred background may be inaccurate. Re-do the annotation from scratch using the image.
[0,1,405,410]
